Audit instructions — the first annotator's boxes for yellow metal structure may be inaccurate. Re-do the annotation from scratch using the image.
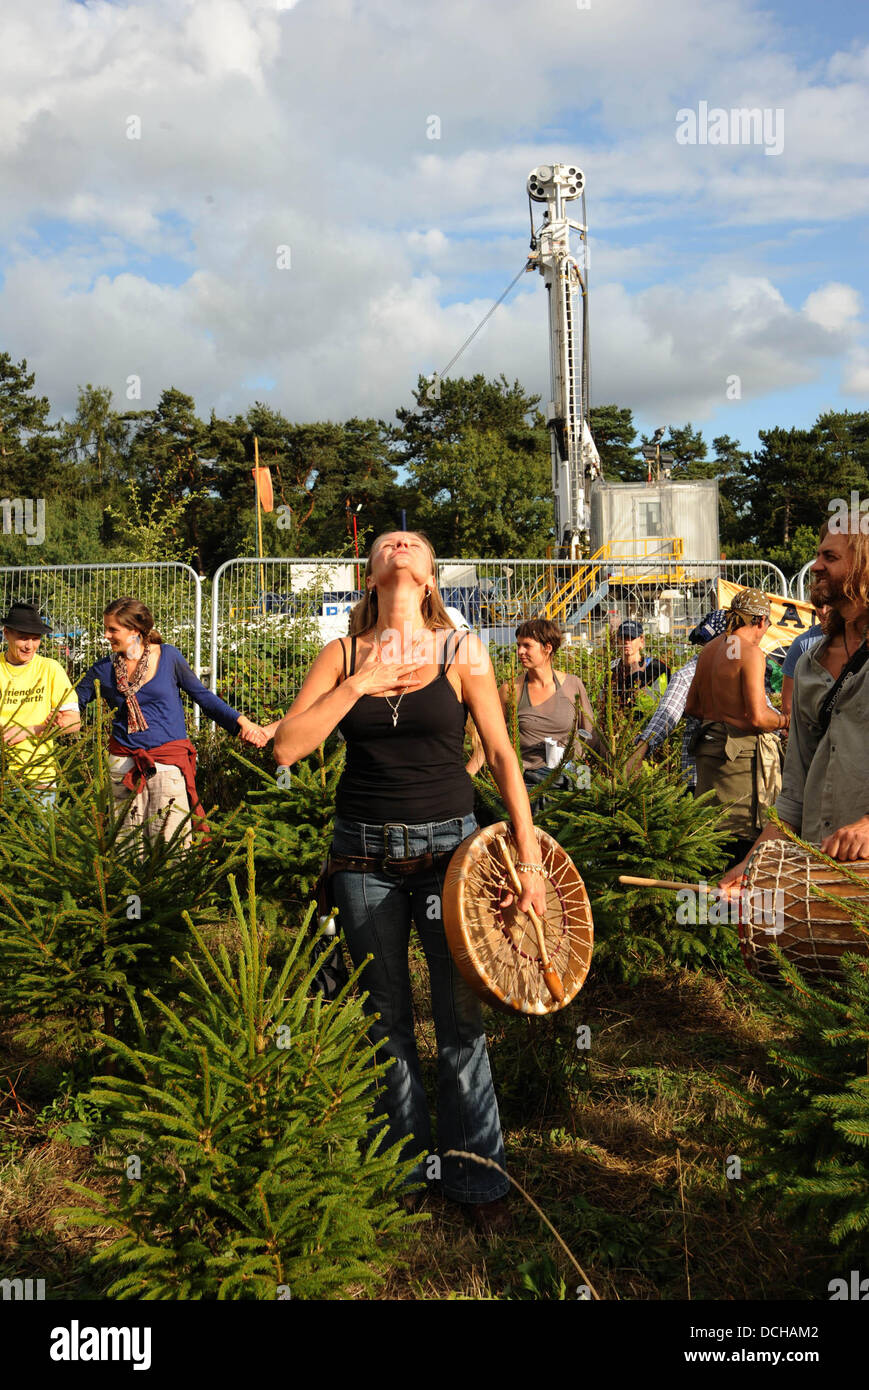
[543,537,685,626]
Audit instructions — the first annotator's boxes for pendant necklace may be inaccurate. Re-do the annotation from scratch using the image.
[384,690,406,728]
[374,626,408,729]
[375,623,423,729]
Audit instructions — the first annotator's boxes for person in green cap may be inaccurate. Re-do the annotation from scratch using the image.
[0,601,81,806]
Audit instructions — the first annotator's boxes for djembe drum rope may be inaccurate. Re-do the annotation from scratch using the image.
[740,838,869,980]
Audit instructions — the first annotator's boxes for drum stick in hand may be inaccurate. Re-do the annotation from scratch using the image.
[499,837,565,1004]
[619,875,711,893]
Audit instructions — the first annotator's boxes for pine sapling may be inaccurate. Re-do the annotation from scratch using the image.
[63,833,418,1299]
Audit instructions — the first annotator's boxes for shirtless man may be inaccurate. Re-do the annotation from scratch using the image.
[721,523,869,890]
[685,588,787,866]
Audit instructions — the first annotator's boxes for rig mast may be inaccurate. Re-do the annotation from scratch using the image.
[526,163,595,558]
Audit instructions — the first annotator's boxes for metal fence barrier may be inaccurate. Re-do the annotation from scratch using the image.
[793,561,813,601]
[0,555,796,727]
[210,555,789,720]
[209,558,357,723]
[0,562,203,725]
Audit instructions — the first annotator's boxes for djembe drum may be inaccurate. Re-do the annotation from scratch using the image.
[739,839,869,981]
[442,822,593,1015]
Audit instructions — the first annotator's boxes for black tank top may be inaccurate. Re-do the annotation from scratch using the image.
[335,630,475,822]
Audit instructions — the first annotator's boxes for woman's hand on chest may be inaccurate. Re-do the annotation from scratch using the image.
[349,635,428,699]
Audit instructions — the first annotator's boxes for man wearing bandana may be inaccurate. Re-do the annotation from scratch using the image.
[685,589,787,867]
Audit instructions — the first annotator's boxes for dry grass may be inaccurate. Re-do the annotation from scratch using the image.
[372,952,820,1301]
[0,952,832,1301]
[0,1142,114,1297]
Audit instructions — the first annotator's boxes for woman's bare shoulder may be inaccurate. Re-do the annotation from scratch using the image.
[303,638,347,682]
[453,630,493,675]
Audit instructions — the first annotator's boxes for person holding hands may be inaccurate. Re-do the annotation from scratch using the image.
[272,530,546,1232]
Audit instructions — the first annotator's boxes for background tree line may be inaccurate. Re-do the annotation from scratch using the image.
[1,350,866,574]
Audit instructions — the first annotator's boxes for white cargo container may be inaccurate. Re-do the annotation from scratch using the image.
[589,479,720,569]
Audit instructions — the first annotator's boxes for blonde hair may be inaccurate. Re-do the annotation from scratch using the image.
[348,531,456,636]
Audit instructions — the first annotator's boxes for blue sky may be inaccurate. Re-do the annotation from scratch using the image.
[0,0,865,467]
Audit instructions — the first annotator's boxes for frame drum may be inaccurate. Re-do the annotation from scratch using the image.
[739,839,869,981]
[442,822,593,1015]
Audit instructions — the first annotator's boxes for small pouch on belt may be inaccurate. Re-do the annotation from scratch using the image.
[314,857,334,917]
[311,858,348,1001]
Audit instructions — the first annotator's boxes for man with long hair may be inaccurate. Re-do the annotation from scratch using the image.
[722,522,869,887]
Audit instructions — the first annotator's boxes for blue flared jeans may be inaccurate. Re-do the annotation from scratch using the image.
[330,813,509,1204]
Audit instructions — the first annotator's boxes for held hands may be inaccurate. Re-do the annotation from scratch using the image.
[237,717,270,748]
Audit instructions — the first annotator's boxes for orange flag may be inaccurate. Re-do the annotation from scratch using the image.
[252,465,274,513]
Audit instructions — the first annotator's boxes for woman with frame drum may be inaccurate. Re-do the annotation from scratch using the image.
[271,531,545,1233]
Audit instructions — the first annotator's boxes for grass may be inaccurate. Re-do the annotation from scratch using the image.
[0,938,842,1301]
[0,1022,116,1299]
[375,947,827,1301]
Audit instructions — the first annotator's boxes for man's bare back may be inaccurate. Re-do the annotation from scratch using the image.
[686,630,784,733]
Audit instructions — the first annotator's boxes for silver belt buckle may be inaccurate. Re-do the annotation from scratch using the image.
[382,822,412,874]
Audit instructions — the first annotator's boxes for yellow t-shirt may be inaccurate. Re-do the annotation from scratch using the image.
[0,652,78,785]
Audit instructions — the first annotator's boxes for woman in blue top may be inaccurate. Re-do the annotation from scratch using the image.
[77,596,268,846]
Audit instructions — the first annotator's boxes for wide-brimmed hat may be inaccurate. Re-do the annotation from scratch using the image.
[729,588,771,620]
[1,601,51,636]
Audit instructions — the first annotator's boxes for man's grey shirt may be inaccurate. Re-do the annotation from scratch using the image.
[776,636,869,842]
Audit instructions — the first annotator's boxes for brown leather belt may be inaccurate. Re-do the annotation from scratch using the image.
[327,849,454,879]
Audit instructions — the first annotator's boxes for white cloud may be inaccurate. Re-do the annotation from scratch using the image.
[842,348,869,396]
[802,282,861,332]
[0,0,864,437]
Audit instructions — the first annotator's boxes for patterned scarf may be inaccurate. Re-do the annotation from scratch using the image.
[689,609,728,645]
[112,641,151,732]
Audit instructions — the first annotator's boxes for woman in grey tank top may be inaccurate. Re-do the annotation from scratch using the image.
[467,618,594,788]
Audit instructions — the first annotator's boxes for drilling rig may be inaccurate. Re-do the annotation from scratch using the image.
[526,163,597,559]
